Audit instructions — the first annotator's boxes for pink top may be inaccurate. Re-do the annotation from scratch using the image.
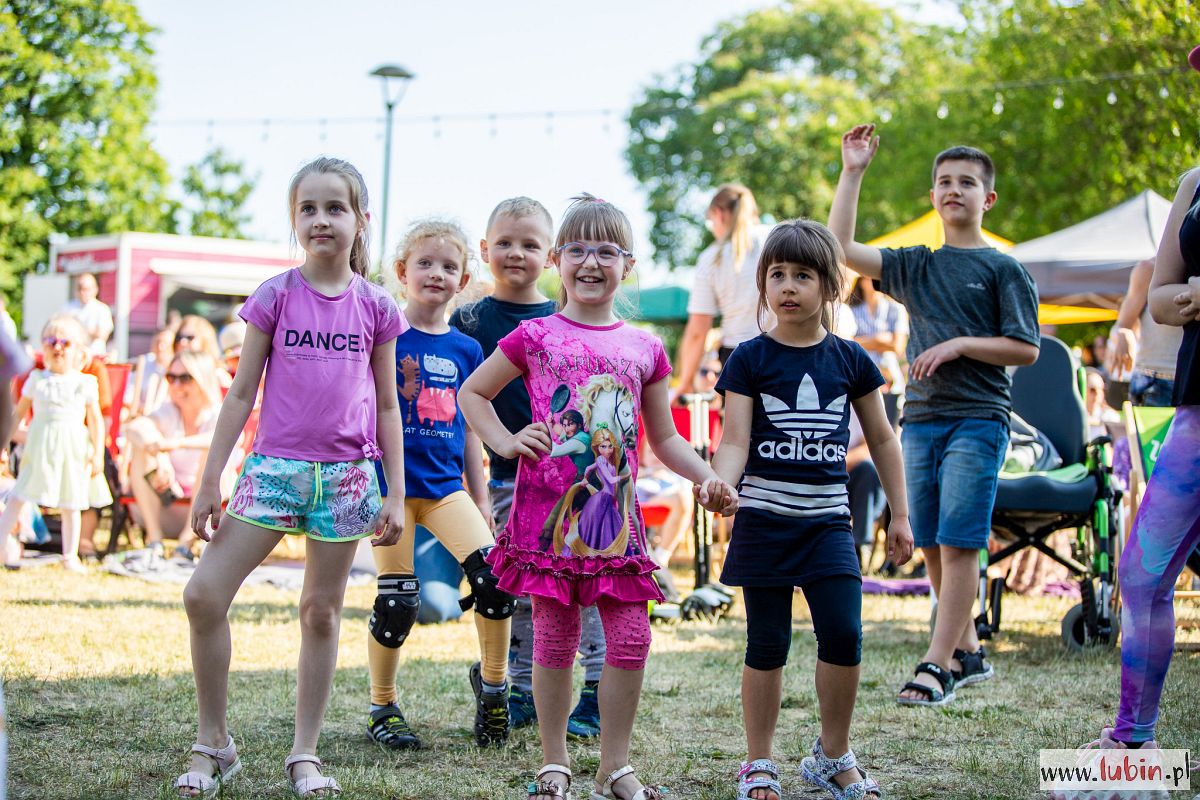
[487,314,671,606]
[240,268,407,462]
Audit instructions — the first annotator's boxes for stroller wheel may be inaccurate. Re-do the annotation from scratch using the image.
[1061,603,1120,653]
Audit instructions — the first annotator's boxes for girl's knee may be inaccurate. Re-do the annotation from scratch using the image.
[745,629,791,671]
[183,579,228,624]
[533,640,577,670]
[299,597,342,637]
[815,625,862,667]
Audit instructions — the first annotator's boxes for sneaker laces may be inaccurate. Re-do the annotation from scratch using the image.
[375,711,415,741]
[478,693,508,738]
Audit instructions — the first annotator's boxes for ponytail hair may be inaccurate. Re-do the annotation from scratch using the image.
[288,157,371,277]
[709,183,759,271]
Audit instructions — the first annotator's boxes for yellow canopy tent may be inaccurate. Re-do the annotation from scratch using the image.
[866,211,1117,326]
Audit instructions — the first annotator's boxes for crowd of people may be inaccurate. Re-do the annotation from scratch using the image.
[1,45,1198,800]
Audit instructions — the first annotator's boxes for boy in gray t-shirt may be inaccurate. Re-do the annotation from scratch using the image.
[829,124,1040,708]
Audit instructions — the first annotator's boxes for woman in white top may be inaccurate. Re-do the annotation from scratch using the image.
[1107,258,1184,407]
[673,184,775,402]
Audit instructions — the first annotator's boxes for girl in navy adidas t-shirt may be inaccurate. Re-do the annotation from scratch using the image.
[711,220,912,800]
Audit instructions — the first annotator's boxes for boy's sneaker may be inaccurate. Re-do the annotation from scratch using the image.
[566,682,600,740]
[367,704,421,750]
[469,662,509,746]
[508,687,537,729]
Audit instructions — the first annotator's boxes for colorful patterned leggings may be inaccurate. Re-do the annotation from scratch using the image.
[532,595,651,671]
[1114,405,1200,743]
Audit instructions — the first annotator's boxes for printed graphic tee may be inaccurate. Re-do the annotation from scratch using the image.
[375,326,484,499]
[486,314,671,606]
[241,268,407,463]
[716,332,883,587]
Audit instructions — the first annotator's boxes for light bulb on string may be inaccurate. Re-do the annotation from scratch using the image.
[1107,91,1118,105]
[1052,90,1064,110]
[937,102,949,119]
[1160,86,1170,99]
[879,109,893,123]
[992,93,1004,115]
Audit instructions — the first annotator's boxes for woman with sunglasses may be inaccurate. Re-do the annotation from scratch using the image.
[173,315,232,390]
[125,351,230,559]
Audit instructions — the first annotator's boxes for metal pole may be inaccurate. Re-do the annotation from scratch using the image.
[378,99,395,271]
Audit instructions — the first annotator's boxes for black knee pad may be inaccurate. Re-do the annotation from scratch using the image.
[369,573,420,648]
[459,547,516,620]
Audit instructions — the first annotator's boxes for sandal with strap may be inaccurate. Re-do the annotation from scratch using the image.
[528,763,574,800]
[799,738,882,800]
[174,735,241,798]
[589,765,668,800]
[284,753,341,798]
[951,646,994,688]
[737,759,782,800]
[896,661,956,707]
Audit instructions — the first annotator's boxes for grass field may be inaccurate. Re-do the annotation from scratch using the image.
[3,563,1199,800]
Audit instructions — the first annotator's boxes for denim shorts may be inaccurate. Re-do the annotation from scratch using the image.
[225,453,382,541]
[1129,372,1175,408]
[901,417,1009,550]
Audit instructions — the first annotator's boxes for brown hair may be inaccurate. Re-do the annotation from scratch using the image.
[288,157,371,276]
[554,193,635,312]
[932,146,996,192]
[709,183,759,270]
[755,220,847,332]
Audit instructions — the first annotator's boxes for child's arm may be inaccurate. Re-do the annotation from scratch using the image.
[463,429,492,529]
[1149,168,1200,326]
[828,124,885,280]
[372,338,405,548]
[851,390,913,565]
[709,390,751,488]
[84,397,105,476]
[909,336,1039,381]
[1106,258,1152,377]
[641,377,737,515]
[191,324,270,540]
[460,350,552,460]
[5,397,30,445]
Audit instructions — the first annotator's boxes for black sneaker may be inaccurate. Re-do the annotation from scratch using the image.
[469,661,509,746]
[367,704,422,750]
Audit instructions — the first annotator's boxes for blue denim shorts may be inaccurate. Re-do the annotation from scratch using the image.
[901,417,1009,550]
[1128,372,1175,408]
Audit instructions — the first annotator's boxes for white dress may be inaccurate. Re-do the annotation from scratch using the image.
[12,370,112,511]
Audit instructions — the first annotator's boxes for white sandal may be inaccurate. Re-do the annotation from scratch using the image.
[589,765,667,800]
[174,735,241,798]
[284,753,341,797]
[528,763,575,799]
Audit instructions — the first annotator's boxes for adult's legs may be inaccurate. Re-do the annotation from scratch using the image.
[1113,406,1200,744]
[741,585,792,800]
[594,596,653,798]
[126,418,169,545]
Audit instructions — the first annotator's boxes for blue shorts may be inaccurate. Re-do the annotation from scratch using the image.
[1129,372,1175,408]
[901,417,1008,550]
[225,453,382,542]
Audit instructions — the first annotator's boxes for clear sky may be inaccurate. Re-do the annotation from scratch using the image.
[139,0,782,277]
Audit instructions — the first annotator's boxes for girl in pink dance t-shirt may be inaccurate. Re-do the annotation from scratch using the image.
[461,194,737,800]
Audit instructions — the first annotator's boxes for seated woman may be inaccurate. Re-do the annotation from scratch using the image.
[124,351,234,558]
[173,314,232,390]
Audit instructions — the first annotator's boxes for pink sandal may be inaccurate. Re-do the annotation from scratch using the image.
[285,753,341,797]
[174,735,241,798]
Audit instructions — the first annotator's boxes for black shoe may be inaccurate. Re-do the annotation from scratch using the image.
[469,661,509,746]
[367,704,422,750]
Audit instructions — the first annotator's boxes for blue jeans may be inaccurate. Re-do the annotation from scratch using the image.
[1129,372,1175,408]
[902,417,1009,550]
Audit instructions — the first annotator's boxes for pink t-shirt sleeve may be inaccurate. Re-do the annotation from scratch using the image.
[373,291,408,343]
[646,336,672,385]
[239,278,280,336]
[497,324,528,371]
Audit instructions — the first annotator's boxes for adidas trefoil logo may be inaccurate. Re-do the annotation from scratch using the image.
[759,374,847,462]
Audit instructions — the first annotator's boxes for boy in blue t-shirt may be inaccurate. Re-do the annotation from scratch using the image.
[829,124,1040,706]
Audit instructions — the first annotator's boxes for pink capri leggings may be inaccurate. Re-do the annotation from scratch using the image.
[532,595,651,671]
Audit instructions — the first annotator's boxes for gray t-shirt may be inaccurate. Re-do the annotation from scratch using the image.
[880,245,1040,424]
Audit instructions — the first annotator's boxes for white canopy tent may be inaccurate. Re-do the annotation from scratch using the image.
[1008,190,1171,307]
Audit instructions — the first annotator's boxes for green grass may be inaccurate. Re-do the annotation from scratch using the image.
[3,565,1199,799]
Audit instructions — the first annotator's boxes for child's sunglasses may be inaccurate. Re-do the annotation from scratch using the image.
[42,336,74,349]
[164,372,195,385]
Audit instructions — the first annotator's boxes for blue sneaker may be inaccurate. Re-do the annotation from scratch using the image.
[566,682,600,740]
[508,687,537,729]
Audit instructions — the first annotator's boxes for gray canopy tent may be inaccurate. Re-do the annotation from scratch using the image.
[1008,190,1171,308]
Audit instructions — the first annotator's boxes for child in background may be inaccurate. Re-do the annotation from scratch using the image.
[450,197,606,739]
[0,316,110,572]
[366,219,514,750]
[460,194,737,800]
[829,124,1040,706]
[710,220,912,800]
[174,157,407,798]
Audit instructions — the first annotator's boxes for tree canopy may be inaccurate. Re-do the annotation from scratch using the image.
[626,0,1199,268]
[179,147,257,239]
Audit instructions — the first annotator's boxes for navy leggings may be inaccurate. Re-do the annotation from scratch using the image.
[743,576,862,670]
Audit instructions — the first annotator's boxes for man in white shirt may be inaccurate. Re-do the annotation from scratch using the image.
[60,273,114,357]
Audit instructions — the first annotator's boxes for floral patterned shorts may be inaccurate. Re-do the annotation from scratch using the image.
[225,453,382,541]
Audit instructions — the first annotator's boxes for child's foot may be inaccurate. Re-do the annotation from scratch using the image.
[950,646,994,687]
[528,764,572,800]
[799,738,882,800]
[736,759,781,800]
[468,661,509,746]
[595,765,666,800]
[284,754,339,797]
[896,661,955,705]
[61,556,86,574]
[367,704,421,750]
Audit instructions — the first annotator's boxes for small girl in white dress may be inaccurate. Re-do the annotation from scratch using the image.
[1,315,111,571]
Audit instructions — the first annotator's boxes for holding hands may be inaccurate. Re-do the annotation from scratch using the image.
[1173,276,1200,321]
[693,476,739,516]
[841,124,880,173]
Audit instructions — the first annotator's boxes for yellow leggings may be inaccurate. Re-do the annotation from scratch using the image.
[368,491,510,704]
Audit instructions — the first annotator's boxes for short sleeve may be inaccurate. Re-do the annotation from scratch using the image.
[80,373,99,406]
[20,370,40,399]
[714,342,754,397]
[497,323,529,371]
[646,337,672,385]
[240,278,282,336]
[466,338,485,374]
[849,342,886,400]
[685,246,720,317]
[998,263,1041,346]
[373,291,408,343]
[878,246,931,306]
[448,305,468,334]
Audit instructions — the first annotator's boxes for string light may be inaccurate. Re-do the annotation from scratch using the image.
[992,93,1004,115]
[936,102,949,119]
[1052,89,1064,110]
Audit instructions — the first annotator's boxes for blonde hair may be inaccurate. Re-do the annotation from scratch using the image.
[288,157,371,276]
[391,218,473,299]
[709,183,759,270]
[486,196,553,234]
[590,425,620,467]
[41,315,90,371]
[554,193,636,314]
[755,219,847,332]
[175,315,222,365]
[169,350,222,407]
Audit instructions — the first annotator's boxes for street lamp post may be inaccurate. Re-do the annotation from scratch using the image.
[369,64,415,271]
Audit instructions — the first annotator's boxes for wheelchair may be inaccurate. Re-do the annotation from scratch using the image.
[973,336,1122,652]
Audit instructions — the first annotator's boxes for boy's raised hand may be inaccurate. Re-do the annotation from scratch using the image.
[841,124,880,173]
[499,421,552,461]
